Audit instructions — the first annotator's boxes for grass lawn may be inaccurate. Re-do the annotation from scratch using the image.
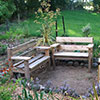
[0,10,100,41]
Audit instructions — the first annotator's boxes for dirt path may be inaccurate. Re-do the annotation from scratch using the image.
[38,66,97,95]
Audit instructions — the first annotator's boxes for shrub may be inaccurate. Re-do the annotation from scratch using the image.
[82,23,91,37]
[0,43,7,55]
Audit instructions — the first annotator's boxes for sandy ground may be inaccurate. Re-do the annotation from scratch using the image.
[37,65,97,95]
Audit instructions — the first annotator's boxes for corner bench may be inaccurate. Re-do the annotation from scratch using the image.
[51,37,94,72]
[7,39,50,80]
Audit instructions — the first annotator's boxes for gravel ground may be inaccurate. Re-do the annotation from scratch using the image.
[37,65,97,95]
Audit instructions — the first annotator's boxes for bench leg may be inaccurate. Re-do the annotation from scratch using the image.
[52,56,56,70]
[24,60,30,81]
[98,65,100,83]
[88,57,92,72]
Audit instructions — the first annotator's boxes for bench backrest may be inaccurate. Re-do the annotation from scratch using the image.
[56,37,93,43]
[56,37,93,51]
[7,39,36,59]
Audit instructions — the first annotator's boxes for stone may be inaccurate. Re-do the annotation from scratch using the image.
[74,61,79,67]
[67,61,73,66]
[92,63,98,68]
[84,64,88,68]
[93,58,98,63]
[80,62,84,66]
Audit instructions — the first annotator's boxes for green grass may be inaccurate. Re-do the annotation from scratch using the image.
[0,10,100,41]
[57,10,100,41]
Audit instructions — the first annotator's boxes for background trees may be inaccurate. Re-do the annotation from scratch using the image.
[0,0,100,24]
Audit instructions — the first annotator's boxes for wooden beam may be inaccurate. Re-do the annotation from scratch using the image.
[24,60,30,80]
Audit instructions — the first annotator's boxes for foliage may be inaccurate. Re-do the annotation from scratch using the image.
[0,43,7,55]
[0,73,17,100]
[0,73,10,85]
[0,83,16,100]
[93,0,100,12]
[18,78,79,100]
[6,28,24,41]
[18,78,80,100]
[34,0,60,46]
[82,23,91,37]
[0,0,16,23]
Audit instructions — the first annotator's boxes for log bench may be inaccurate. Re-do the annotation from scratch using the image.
[7,39,50,80]
[51,37,94,72]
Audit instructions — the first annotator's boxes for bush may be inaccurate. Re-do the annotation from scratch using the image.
[0,43,7,55]
[82,23,91,37]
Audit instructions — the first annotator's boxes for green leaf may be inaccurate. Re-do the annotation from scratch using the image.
[93,82,98,100]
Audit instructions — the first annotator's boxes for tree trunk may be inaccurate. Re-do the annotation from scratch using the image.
[5,19,10,31]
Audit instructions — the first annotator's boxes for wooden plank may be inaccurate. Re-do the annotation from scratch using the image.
[56,37,93,43]
[54,52,88,57]
[55,57,88,60]
[11,56,31,60]
[98,58,100,64]
[19,48,36,56]
[30,59,49,73]
[29,56,50,69]
[14,54,44,68]
[10,39,36,55]
[36,46,50,50]
[12,69,25,74]
[50,43,60,48]
[60,45,88,51]
[87,44,94,48]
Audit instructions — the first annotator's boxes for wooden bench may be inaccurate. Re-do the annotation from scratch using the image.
[7,39,50,80]
[51,37,94,72]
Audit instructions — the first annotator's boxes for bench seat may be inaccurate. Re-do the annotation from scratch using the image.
[54,52,88,58]
[13,54,44,68]
[13,55,50,73]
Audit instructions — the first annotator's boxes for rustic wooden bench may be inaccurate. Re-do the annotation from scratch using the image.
[51,37,94,72]
[7,39,50,80]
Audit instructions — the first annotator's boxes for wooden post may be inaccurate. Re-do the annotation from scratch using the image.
[88,48,92,72]
[98,64,100,83]
[55,20,58,37]
[24,60,30,80]
[62,16,66,36]
[51,48,55,69]
[45,49,49,56]
[7,48,13,77]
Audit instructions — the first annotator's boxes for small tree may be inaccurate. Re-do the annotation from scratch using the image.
[34,0,60,46]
